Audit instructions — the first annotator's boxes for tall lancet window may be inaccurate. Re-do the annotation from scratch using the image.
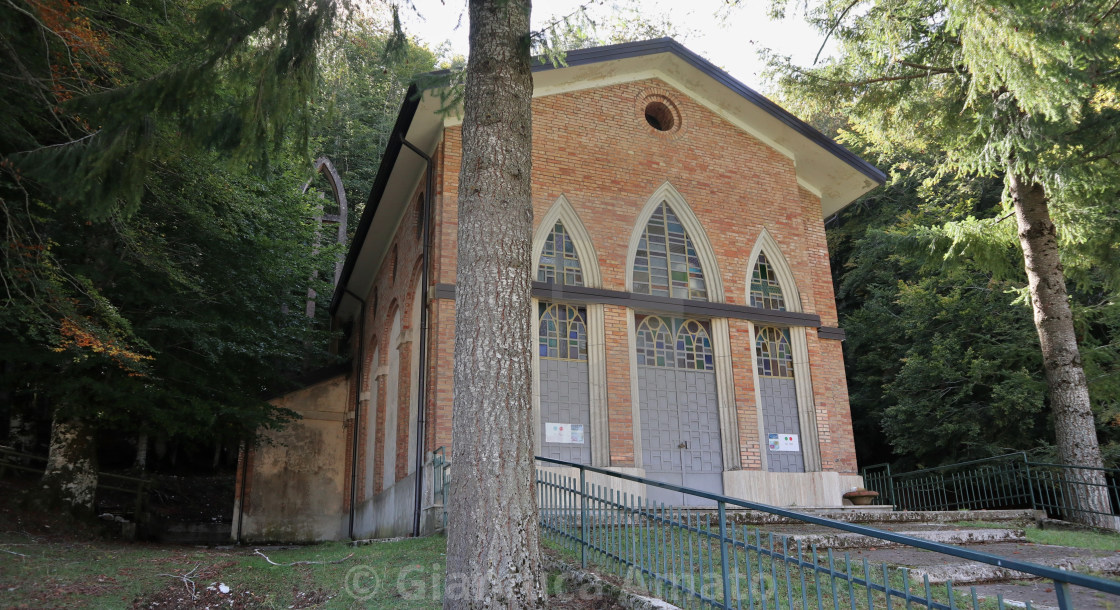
[537,222,583,286]
[537,220,591,464]
[750,248,805,473]
[750,253,786,311]
[632,202,708,300]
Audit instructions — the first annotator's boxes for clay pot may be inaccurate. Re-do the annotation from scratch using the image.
[842,489,880,506]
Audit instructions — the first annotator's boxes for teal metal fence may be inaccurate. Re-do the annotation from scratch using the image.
[861,453,1119,525]
[536,456,1120,610]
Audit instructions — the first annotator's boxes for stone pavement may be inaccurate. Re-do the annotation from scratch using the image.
[745,510,1120,609]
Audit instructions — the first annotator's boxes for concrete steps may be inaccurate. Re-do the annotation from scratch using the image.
[784,527,1026,551]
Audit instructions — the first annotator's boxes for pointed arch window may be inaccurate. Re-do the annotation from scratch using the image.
[633,202,708,300]
[750,253,786,311]
[755,327,794,378]
[537,222,584,286]
[636,315,713,371]
[539,303,588,361]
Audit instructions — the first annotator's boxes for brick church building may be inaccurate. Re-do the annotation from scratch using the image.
[233,39,885,542]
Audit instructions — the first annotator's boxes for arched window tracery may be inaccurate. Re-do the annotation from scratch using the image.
[538,303,588,361]
[755,326,794,379]
[750,252,786,311]
[632,201,708,300]
[537,222,584,286]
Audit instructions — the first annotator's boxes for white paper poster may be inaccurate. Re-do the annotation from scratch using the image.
[545,423,585,444]
[768,433,799,452]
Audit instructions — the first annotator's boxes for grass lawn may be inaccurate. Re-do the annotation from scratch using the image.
[948,520,1120,551]
[1,524,449,609]
[0,493,617,609]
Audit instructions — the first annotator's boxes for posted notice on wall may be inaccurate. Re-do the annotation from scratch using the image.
[545,423,585,444]
[768,433,799,452]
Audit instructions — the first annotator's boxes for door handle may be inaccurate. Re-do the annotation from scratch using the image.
[678,441,688,449]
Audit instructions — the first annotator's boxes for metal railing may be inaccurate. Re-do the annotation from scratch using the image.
[0,445,150,519]
[861,453,1119,525]
[536,456,1120,609]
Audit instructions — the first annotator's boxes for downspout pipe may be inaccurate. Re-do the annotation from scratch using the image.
[399,135,433,538]
[342,287,366,540]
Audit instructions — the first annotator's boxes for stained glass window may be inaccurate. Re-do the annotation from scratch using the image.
[750,253,786,311]
[632,202,708,300]
[755,327,794,378]
[538,303,588,360]
[635,316,674,367]
[636,316,713,370]
[675,319,714,371]
[537,222,584,286]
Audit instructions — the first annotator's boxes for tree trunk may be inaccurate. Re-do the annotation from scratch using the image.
[135,431,149,471]
[41,415,98,514]
[444,0,545,608]
[1010,172,1113,529]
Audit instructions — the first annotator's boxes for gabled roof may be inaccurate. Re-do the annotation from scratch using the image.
[330,38,885,319]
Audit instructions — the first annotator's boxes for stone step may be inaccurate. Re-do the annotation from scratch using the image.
[914,553,1120,585]
[783,527,1026,550]
[723,508,1042,526]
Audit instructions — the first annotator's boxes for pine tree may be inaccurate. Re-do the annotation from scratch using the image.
[766,0,1120,527]
[444,0,546,607]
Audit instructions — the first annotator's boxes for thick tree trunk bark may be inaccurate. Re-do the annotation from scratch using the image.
[135,431,149,471]
[1010,172,1113,529]
[444,0,545,607]
[41,415,98,514]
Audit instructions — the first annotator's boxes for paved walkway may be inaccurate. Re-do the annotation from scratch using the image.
[840,542,1120,609]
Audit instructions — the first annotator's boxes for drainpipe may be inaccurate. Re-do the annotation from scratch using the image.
[399,135,433,538]
[342,288,366,540]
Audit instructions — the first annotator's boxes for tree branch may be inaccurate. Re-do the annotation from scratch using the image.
[253,549,354,566]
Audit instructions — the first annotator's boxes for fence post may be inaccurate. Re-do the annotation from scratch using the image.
[886,463,896,507]
[579,465,588,569]
[1022,452,1038,511]
[718,500,731,609]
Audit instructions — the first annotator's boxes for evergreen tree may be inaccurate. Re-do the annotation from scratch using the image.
[764,0,1120,526]
[444,0,546,607]
[0,0,432,509]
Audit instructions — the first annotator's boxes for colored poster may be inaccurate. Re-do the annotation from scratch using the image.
[769,433,799,451]
[778,434,799,451]
[545,423,567,443]
[569,424,585,444]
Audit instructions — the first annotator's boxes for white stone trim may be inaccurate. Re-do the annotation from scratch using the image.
[627,308,643,469]
[710,318,740,470]
[790,327,821,471]
[586,304,610,467]
[625,181,725,302]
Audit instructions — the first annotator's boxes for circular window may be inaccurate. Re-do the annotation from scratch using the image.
[636,91,682,137]
[645,101,674,131]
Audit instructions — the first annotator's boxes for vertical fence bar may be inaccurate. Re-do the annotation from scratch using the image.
[580,466,588,569]
[719,500,731,609]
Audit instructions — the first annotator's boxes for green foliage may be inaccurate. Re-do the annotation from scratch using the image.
[764,0,1120,469]
[0,0,436,452]
[310,14,438,224]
